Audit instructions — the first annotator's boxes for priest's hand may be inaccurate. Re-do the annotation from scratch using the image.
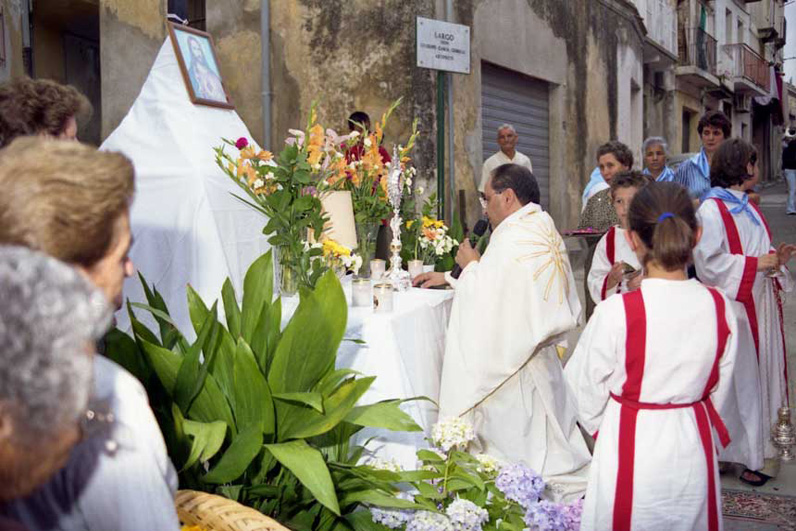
[413,272,448,288]
[455,240,481,270]
[757,253,780,271]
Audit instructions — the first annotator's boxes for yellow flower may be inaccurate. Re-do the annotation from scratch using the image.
[422,216,444,229]
[308,123,325,148]
[322,238,351,257]
[406,220,415,229]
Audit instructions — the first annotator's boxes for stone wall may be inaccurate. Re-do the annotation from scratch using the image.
[99,0,166,138]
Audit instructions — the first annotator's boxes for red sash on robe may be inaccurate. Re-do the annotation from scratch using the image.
[612,288,730,531]
[712,199,788,401]
[600,226,617,300]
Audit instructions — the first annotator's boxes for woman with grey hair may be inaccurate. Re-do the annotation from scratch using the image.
[0,246,111,503]
[642,136,675,182]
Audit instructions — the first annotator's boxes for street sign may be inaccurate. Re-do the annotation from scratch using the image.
[416,17,471,75]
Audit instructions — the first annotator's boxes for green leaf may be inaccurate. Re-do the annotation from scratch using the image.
[417,449,445,463]
[277,376,374,441]
[451,469,485,491]
[233,338,275,434]
[416,480,446,500]
[344,511,392,531]
[264,440,340,516]
[315,369,361,396]
[139,339,236,429]
[273,392,324,413]
[344,401,422,432]
[269,271,347,394]
[182,418,228,469]
[241,251,274,344]
[339,489,422,510]
[130,302,181,331]
[174,302,218,412]
[103,328,149,384]
[204,425,263,484]
[221,278,241,339]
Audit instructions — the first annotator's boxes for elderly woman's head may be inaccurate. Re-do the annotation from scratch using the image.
[0,77,91,147]
[0,246,111,501]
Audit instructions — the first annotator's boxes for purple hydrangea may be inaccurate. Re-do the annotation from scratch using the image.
[494,463,545,509]
[561,498,583,530]
[371,506,413,529]
[406,511,454,531]
[523,500,568,531]
[445,499,489,531]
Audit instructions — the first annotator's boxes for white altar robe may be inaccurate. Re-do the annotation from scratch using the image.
[694,195,792,467]
[439,202,591,502]
[587,226,642,303]
[565,279,738,531]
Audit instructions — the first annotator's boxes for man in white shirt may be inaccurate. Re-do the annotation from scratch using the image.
[479,124,534,192]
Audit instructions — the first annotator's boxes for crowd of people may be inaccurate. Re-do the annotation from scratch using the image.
[0,74,792,531]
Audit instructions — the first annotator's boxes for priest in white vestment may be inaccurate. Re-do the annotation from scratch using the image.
[435,163,591,501]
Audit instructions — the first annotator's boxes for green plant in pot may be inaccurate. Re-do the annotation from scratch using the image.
[105,250,425,530]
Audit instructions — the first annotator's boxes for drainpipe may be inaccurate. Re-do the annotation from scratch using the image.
[445,0,455,225]
[261,0,271,149]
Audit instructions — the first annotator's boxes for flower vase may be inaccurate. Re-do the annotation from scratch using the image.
[276,246,299,297]
[356,221,379,277]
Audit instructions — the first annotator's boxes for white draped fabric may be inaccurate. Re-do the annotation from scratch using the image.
[439,202,591,501]
[101,37,269,336]
[283,285,454,468]
[694,194,793,469]
[565,280,738,531]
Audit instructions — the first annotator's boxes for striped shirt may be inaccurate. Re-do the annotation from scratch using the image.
[673,149,711,201]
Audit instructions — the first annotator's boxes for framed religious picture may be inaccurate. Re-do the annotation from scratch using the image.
[168,22,234,109]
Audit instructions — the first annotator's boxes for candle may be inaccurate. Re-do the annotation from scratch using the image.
[352,278,372,307]
[373,283,394,313]
[370,259,386,280]
[408,259,424,280]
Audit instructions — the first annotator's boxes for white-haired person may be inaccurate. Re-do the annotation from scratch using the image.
[0,138,181,530]
[479,124,534,192]
[642,136,675,182]
[0,247,111,525]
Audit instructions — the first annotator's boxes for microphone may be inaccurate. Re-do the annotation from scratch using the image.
[451,218,489,279]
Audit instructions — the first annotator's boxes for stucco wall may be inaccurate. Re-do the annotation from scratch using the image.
[99,0,165,138]
[0,0,24,84]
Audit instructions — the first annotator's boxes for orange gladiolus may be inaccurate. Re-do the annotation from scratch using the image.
[256,150,273,161]
[240,147,256,160]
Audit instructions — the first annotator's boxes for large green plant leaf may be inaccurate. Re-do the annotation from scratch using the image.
[103,328,150,384]
[250,298,282,374]
[183,418,228,469]
[233,338,275,434]
[221,278,242,339]
[268,271,347,394]
[273,392,323,413]
[204,425,263,484]
[241,251,274,344]
[174,302,219,412]
[344,401,422,432]
[277,376,374,441]
[138,339,235,430]
[137,273,189,352]
[264,440,340,516]
[344,511,393,530]
[339,489,422,510]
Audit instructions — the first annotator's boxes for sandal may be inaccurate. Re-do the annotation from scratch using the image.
[739,469,772,487]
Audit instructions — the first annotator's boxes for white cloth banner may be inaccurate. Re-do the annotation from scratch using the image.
[101,37,270,336]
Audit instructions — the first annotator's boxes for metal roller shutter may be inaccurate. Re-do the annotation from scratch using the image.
[481,62,550,208]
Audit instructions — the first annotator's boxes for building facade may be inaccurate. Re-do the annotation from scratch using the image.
[0,0,786,228]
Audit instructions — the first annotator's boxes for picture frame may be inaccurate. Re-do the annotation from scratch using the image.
[167,22,234,109]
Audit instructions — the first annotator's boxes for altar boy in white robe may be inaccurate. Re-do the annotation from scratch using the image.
[587,171,648,304]
[420,163,591,501]
[566,182,738,531]
[694,138,795,487]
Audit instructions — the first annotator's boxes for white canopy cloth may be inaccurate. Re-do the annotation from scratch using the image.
[282,284,454,468]
[102,37,269,335]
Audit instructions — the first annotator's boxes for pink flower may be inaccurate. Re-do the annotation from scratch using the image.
[235,137,249,149]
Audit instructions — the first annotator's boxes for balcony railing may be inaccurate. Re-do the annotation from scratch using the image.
[722,44,770,92]
[678,27,717,76]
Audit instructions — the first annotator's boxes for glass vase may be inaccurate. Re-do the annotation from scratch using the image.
[276,246,299,297]
[356,221,379,277]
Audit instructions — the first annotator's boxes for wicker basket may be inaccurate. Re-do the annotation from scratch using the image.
[175,490,290,531]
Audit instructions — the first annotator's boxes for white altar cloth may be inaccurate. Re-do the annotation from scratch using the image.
[283,285,454,468]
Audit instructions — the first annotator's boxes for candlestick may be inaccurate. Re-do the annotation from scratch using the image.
[385,145,411,291]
